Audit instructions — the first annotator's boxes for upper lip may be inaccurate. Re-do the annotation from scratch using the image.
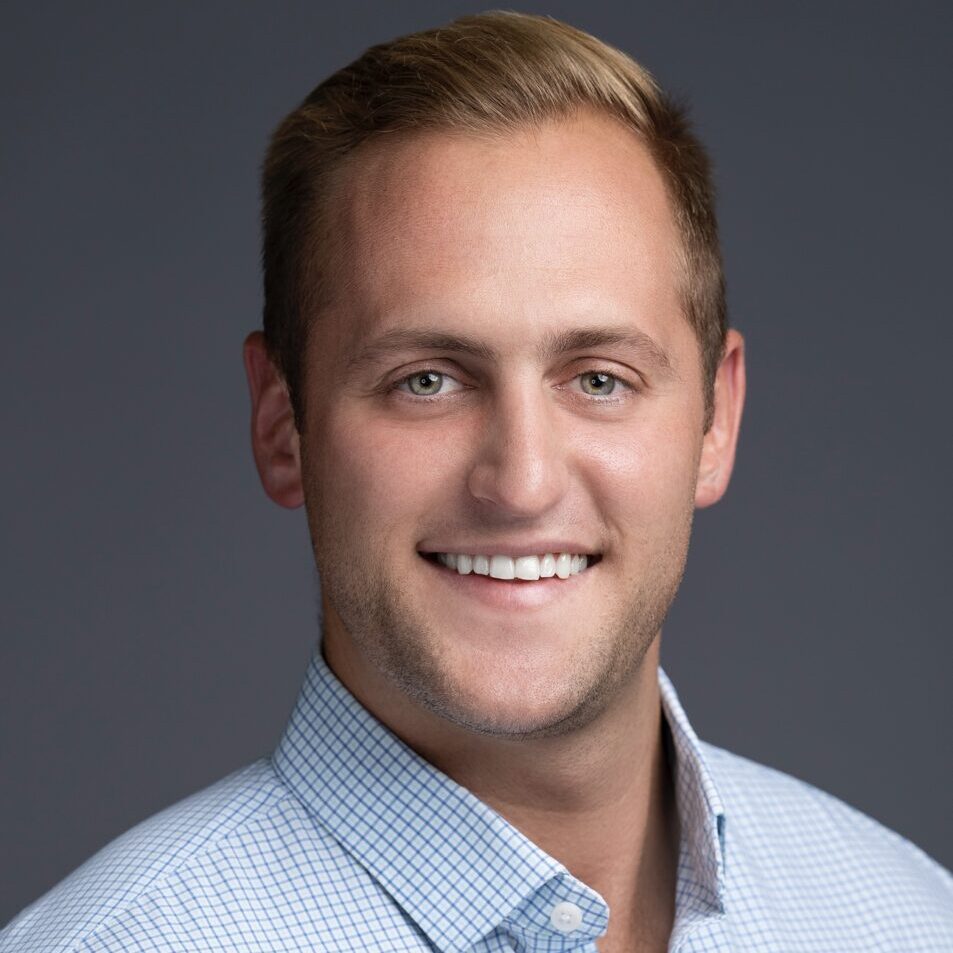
[419,540,600,558]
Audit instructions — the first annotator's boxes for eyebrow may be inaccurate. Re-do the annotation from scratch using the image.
[348,324,675,374]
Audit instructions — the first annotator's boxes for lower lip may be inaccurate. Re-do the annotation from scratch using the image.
[418,554,595,610]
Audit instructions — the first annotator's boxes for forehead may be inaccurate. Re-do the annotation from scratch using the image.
[321,110,686,358]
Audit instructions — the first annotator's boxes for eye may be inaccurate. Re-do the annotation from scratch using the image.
[577,371,622,397]
[395,370,463,398]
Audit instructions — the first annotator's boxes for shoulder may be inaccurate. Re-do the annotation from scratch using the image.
[700,741,953,941]
[0,758,354,952]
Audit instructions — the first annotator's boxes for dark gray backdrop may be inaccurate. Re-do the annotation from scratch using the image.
[2,0,951,925]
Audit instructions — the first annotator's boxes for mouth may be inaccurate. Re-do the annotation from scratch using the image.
[418,550,603,581]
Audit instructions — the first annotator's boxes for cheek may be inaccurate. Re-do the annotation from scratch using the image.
[575,414,701,535]
[312,412,462,537]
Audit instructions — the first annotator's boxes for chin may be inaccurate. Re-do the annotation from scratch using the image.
[416,650,601,739]
[318,554,634,737]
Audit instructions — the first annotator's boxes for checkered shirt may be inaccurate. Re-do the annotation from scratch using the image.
[3,643,952,951]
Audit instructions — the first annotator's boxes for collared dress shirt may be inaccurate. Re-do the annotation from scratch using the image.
[3,643,952,952]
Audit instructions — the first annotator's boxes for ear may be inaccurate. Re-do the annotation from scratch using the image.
[695,328,746,509]
[242,331,304,509]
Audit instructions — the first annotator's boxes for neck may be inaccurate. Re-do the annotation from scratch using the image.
[323,628,680,944]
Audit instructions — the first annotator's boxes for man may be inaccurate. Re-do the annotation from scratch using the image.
[3,11,951,953]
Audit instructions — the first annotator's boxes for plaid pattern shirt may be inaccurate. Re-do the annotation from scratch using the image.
[4,642,952,951]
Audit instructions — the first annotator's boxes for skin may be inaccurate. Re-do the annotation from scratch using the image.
[244,109,745,953]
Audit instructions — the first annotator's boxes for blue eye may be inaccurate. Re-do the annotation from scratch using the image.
[579,371,618,396]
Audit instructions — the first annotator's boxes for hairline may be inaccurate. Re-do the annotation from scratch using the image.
[293,110,712,422]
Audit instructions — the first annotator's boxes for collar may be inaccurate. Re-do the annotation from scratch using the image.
[658,667,728,938]
[273,644,726,951]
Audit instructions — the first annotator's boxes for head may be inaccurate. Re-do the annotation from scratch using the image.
[245,12,745,739]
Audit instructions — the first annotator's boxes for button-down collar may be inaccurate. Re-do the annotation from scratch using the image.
[272,644,727,952]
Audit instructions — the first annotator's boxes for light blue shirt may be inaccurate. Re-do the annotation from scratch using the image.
[3,643,952,951]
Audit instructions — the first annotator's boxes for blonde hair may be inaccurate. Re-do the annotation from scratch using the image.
[261,11,726,429]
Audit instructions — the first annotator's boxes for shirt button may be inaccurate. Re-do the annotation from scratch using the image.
[550,900,583,933]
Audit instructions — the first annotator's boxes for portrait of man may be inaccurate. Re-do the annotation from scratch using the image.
[2,8,951,953]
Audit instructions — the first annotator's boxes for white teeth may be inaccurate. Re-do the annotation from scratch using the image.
[433,551,592,581]
[514,556,541,581]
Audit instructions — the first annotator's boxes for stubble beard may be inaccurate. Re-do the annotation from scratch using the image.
[311,508,693,741]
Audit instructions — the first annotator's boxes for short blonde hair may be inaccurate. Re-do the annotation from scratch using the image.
[262,11,726,429]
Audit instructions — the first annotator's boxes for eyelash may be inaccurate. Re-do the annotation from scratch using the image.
[390,368,635,404]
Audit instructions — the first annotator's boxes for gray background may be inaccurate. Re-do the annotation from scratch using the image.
[2,0,951,925]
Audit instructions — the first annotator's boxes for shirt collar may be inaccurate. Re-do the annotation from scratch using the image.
[658,667,728,934]
[273,643,726,951]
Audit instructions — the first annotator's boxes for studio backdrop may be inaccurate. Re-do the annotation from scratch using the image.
[2,0,951,925]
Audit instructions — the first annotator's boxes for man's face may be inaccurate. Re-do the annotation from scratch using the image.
[296,111,714,738]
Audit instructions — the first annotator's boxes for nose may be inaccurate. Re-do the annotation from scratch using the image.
[466,384,570,517]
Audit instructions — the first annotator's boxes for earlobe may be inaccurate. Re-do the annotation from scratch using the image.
[243,331,305,509]
[695,328,746,509]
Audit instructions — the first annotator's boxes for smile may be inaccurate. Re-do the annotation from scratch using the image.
[420,551,601,581]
